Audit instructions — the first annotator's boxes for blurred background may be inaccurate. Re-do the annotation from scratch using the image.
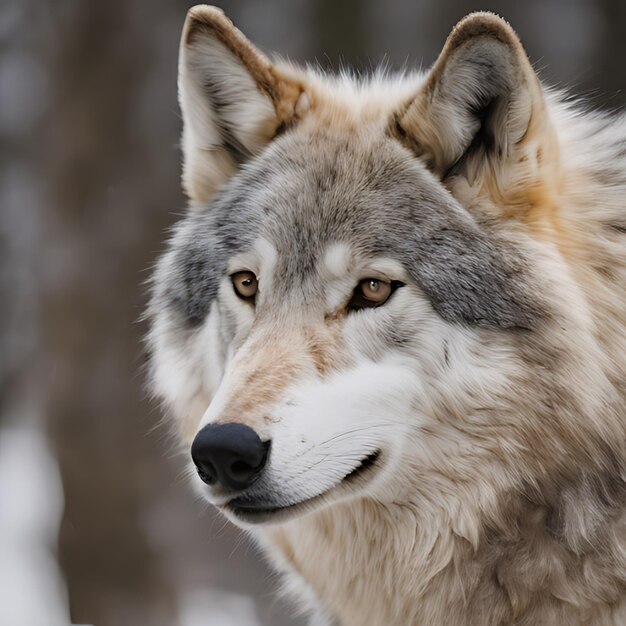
[1,0,624,624]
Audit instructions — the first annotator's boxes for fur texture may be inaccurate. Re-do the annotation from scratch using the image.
[147,7,626,625]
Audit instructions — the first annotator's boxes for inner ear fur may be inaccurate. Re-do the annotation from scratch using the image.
[179,5,307,204]
[395,12,557,194]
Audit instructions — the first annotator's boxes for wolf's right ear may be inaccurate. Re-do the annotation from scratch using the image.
[179,6,307,205]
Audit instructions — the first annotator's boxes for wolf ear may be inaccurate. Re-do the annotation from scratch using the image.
[396,13,555,192]
[179,6,307,204]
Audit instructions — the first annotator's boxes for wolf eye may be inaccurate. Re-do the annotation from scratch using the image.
[348,278,403,310]
[231,271,258,300]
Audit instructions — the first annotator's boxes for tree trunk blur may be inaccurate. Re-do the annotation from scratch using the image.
[41,1,180,623]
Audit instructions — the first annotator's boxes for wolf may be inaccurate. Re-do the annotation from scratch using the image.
[147,5,626,625]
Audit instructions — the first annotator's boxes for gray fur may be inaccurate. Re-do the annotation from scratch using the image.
[154,175,265,324]
[156,131,539,329]
[147,8,626,625]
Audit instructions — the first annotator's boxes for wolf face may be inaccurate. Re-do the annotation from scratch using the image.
[153,126,548,516]
[148,7,625,623]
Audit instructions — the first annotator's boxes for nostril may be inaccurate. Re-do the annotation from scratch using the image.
[230,460,254,481]
[195,460,217,485]
[227,440,269,484]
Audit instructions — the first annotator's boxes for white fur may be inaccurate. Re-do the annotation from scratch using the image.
[148,9,626,625]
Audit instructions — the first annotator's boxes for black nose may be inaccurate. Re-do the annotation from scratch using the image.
[191,423,270,491]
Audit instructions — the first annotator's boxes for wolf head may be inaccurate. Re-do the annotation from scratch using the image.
[148,7,618,530]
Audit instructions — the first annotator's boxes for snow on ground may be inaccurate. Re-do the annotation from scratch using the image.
[0,423,73,626]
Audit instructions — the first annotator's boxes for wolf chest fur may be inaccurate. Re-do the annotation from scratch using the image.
[147,6,626,625]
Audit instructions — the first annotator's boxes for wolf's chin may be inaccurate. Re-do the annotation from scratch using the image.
[219,450,382,526]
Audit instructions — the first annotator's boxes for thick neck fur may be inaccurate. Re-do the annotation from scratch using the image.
[263,436,626,625]
[263,481,625,625]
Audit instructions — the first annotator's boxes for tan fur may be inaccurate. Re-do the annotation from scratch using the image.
[262,16,625,626]
[212,322,346,435]
[154,8,626,625]
[257,154,626,623]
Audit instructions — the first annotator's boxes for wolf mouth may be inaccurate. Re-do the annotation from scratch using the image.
[223,450,382,524]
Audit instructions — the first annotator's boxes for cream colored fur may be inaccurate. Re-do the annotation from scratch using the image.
[148,7,626,625]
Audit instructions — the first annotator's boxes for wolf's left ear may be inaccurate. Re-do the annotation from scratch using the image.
[179,6,307,204]
[396,13,556,193]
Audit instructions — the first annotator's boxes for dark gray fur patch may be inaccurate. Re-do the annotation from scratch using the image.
[379,215,536,329]
[155,131,541,329]
[154,173,266,324]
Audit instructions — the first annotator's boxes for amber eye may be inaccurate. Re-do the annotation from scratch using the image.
[231,271,258,300]
[348,278,403,310]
